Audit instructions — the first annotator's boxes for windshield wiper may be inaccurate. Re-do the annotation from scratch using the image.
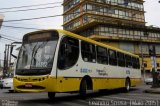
[30,42,48,68]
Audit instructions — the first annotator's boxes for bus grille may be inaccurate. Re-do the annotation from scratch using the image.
[15,77,48,82]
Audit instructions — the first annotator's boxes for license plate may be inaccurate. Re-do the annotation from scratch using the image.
[25,83,32,88]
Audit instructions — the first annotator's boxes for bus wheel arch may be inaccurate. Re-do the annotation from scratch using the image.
[81,75,93,90]
[79,75,93,98]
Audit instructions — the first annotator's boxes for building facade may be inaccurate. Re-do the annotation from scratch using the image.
[63,0,160,74]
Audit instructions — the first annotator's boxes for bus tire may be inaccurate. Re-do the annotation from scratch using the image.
[79,79,87,99]
[48,92,56,100]
[124,78,131,92]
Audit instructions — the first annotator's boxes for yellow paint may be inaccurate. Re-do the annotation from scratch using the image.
[143,57,152,72]
[14,76,141,93]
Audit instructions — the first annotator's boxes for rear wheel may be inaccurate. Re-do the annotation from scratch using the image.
[48,92,56,100]
[124,78,131,92]
[79,80,87,99]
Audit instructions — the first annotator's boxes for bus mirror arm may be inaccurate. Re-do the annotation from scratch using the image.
[11,54,17,59]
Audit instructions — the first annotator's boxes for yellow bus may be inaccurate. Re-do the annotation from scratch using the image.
[13,29,141,99]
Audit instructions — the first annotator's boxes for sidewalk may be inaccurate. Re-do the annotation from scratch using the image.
[144,87,160,94]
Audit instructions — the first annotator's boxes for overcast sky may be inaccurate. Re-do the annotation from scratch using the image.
[0,0,160,60]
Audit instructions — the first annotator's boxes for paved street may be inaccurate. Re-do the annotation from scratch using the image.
[0,83,160,106]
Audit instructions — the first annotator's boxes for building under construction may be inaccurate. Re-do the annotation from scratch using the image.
[63,0,160,75]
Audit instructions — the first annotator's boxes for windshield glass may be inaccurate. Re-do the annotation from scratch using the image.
[16,39,58,75]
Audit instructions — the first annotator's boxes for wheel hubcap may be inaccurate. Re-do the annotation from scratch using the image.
[126,82,130,91]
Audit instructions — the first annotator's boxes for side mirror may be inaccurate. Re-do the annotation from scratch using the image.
[10,45,17,59]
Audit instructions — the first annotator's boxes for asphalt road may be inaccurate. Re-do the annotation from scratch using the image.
[0,83,160,106]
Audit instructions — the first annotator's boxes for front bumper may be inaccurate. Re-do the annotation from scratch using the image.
[13,76,58,92]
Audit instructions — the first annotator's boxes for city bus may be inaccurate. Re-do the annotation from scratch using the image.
[13,29,141,99]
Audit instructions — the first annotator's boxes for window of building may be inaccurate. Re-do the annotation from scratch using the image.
[87,4,92,11]
[57,36,79,69]
[113,28,118,35]
[109,49,117,66]
[109,27,113,34]
[118,28,123,34]
[97,46,108,64]
[126,30,130,35]
[81,41,96,62]
[115,9,119,15]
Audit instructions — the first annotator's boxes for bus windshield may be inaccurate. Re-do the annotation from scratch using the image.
[16,35,59,75]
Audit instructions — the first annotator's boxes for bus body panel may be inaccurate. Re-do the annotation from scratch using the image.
[14,29,142,93]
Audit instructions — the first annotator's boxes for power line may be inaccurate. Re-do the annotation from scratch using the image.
[0,33,22,40]
[0,35,19,42]
[0,6,61,13]
[3,14,62,23]
[0,2,62,10]
[2,25,42,30]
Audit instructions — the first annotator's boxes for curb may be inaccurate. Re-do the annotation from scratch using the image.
[144,89,160,94]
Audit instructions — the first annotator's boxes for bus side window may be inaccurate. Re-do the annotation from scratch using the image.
[132,57,140,69]
[136,58,140,69]
[117,52,125,67]
[108,49,117,66]
[57,36,79,70]
[96,46,108,64]
[81,41,96,63]
[125,55,132,68]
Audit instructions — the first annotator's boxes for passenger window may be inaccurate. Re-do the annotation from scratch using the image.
[136,58,140,69]
[125,55,132,68]
[109,49,117,66]
[137,58,140,69]
[81,41,96,62]
[97,46,108,64]
[57,36,79,69]
[132,57,140,69]
[132,57,137,69]
[117,52,125,67]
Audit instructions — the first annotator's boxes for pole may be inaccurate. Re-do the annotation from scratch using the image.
[0,53,2,68]
[3,44,7,77]
[140,35,145,80]
[149,45,159,87]
[6,44,10,72]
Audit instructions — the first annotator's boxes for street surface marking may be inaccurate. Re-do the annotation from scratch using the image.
[61,102,84,106]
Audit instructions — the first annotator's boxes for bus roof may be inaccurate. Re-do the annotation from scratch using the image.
[24,29,139,58]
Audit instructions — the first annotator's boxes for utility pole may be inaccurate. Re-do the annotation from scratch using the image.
[0,53,1,68]
[6,44,9,71]
[3,45,7,77]
[149,45,159,87]
[3,44,12,77]
[140,35,145,80]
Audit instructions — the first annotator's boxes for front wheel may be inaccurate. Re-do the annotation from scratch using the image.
[79,80,87,99]
[48,92,56,100]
